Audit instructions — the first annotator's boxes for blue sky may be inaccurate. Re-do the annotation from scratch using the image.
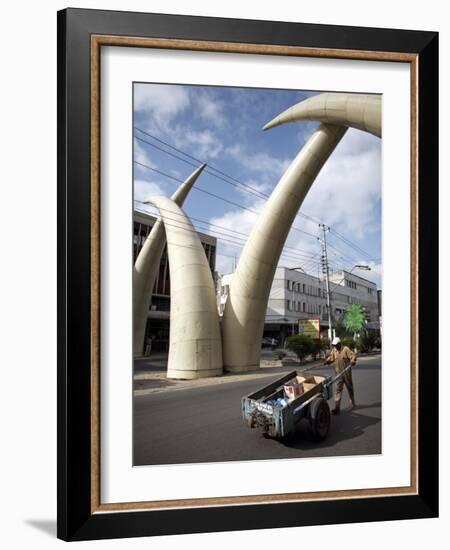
[133,83,382,288]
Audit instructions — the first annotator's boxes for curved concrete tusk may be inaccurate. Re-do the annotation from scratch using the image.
[222,123,347,372]
[145,196,223,379]
[133,163,206,357]
[263,93,381,138]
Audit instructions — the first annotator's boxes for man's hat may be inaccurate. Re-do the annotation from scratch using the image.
[332,337,341,346]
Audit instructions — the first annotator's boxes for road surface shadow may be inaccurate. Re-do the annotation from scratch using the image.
[134,361,167,374]
[134,378,179,390]
[278,404,381,452]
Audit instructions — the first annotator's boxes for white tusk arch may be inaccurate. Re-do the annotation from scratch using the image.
[222,123,347,372]
[133,163,206,357]
[263,93,381,138]
[145,196,223,379]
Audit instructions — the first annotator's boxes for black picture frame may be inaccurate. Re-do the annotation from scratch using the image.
[57,7,438,541]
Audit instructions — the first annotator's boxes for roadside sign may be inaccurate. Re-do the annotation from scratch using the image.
[298,318,320,338]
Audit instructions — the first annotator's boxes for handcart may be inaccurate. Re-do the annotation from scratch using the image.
[242,365,352,441]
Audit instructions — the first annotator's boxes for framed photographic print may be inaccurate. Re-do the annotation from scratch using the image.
[57,8,438,541]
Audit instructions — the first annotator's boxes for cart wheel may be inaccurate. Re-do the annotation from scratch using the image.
[309,397,331,441]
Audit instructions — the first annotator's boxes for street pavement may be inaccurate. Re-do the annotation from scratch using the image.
[133,354,381,466]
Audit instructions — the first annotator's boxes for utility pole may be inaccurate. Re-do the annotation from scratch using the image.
[319,223,333,341]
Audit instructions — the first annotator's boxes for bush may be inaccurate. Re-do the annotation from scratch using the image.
[341,337,356,351]
[311,339,327,360]
[357,331,379,353]
[285,334,314,361]
[272,349,287,360]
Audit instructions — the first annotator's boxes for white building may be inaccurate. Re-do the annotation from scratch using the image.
[328,270,379,331]
[217,266,380,345]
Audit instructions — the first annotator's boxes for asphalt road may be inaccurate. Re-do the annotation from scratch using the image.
[133,355,381,466]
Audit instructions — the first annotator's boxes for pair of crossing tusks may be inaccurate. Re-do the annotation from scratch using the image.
[134,93,381,379]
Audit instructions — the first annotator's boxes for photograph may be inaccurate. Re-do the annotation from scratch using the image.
[132,83,383,466]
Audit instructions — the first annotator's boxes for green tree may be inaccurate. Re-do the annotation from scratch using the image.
[334,320,350,339]
[344,304,366,337]
[285,334,314,362]
[311,339,326,360]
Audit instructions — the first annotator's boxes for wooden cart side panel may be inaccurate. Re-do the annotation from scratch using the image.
[247,371,297,400]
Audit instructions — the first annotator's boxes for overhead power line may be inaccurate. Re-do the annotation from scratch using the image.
[134,205,324,269]
[134,126,377,260]
[135,126,269,198]
[330,228,374,260]
[134,202,323,263]
[135,199,319,260]
[134,127,326,229]
[134,160,318,240]
[135,135,267,201]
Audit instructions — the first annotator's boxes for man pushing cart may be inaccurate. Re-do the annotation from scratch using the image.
[324,337,357,415]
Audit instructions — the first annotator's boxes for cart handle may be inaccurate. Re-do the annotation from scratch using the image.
[325,363,354,387]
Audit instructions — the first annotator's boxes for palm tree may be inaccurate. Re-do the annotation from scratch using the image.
[344,304,365,339]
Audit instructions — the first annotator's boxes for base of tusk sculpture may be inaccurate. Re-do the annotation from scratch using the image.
[167,367,223,380]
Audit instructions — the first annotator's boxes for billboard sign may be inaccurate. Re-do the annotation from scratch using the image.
[298,317,320,339]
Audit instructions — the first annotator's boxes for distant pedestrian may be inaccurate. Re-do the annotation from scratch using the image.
[144,335,153,357]
[324,337,357,414]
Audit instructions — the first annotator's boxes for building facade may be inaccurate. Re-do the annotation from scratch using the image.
[134,210,217,351]
[328,270,380,331]
[265,267,329,344]
[218,266,380,346]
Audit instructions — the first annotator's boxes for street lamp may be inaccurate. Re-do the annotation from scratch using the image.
[329,264,371,291]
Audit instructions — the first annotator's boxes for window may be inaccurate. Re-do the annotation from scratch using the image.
[286,299,291,311]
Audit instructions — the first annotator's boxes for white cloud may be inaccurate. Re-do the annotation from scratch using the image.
[226,144,290,181]
[361,261,382,289]
[195,91,226,128]
[134,84,190,130]
[209,206,260,275]
[174,128,223,159]
[301,128,381,241]
[134,179,166,215]
[209,196,324,277]
[134,139,155,167]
